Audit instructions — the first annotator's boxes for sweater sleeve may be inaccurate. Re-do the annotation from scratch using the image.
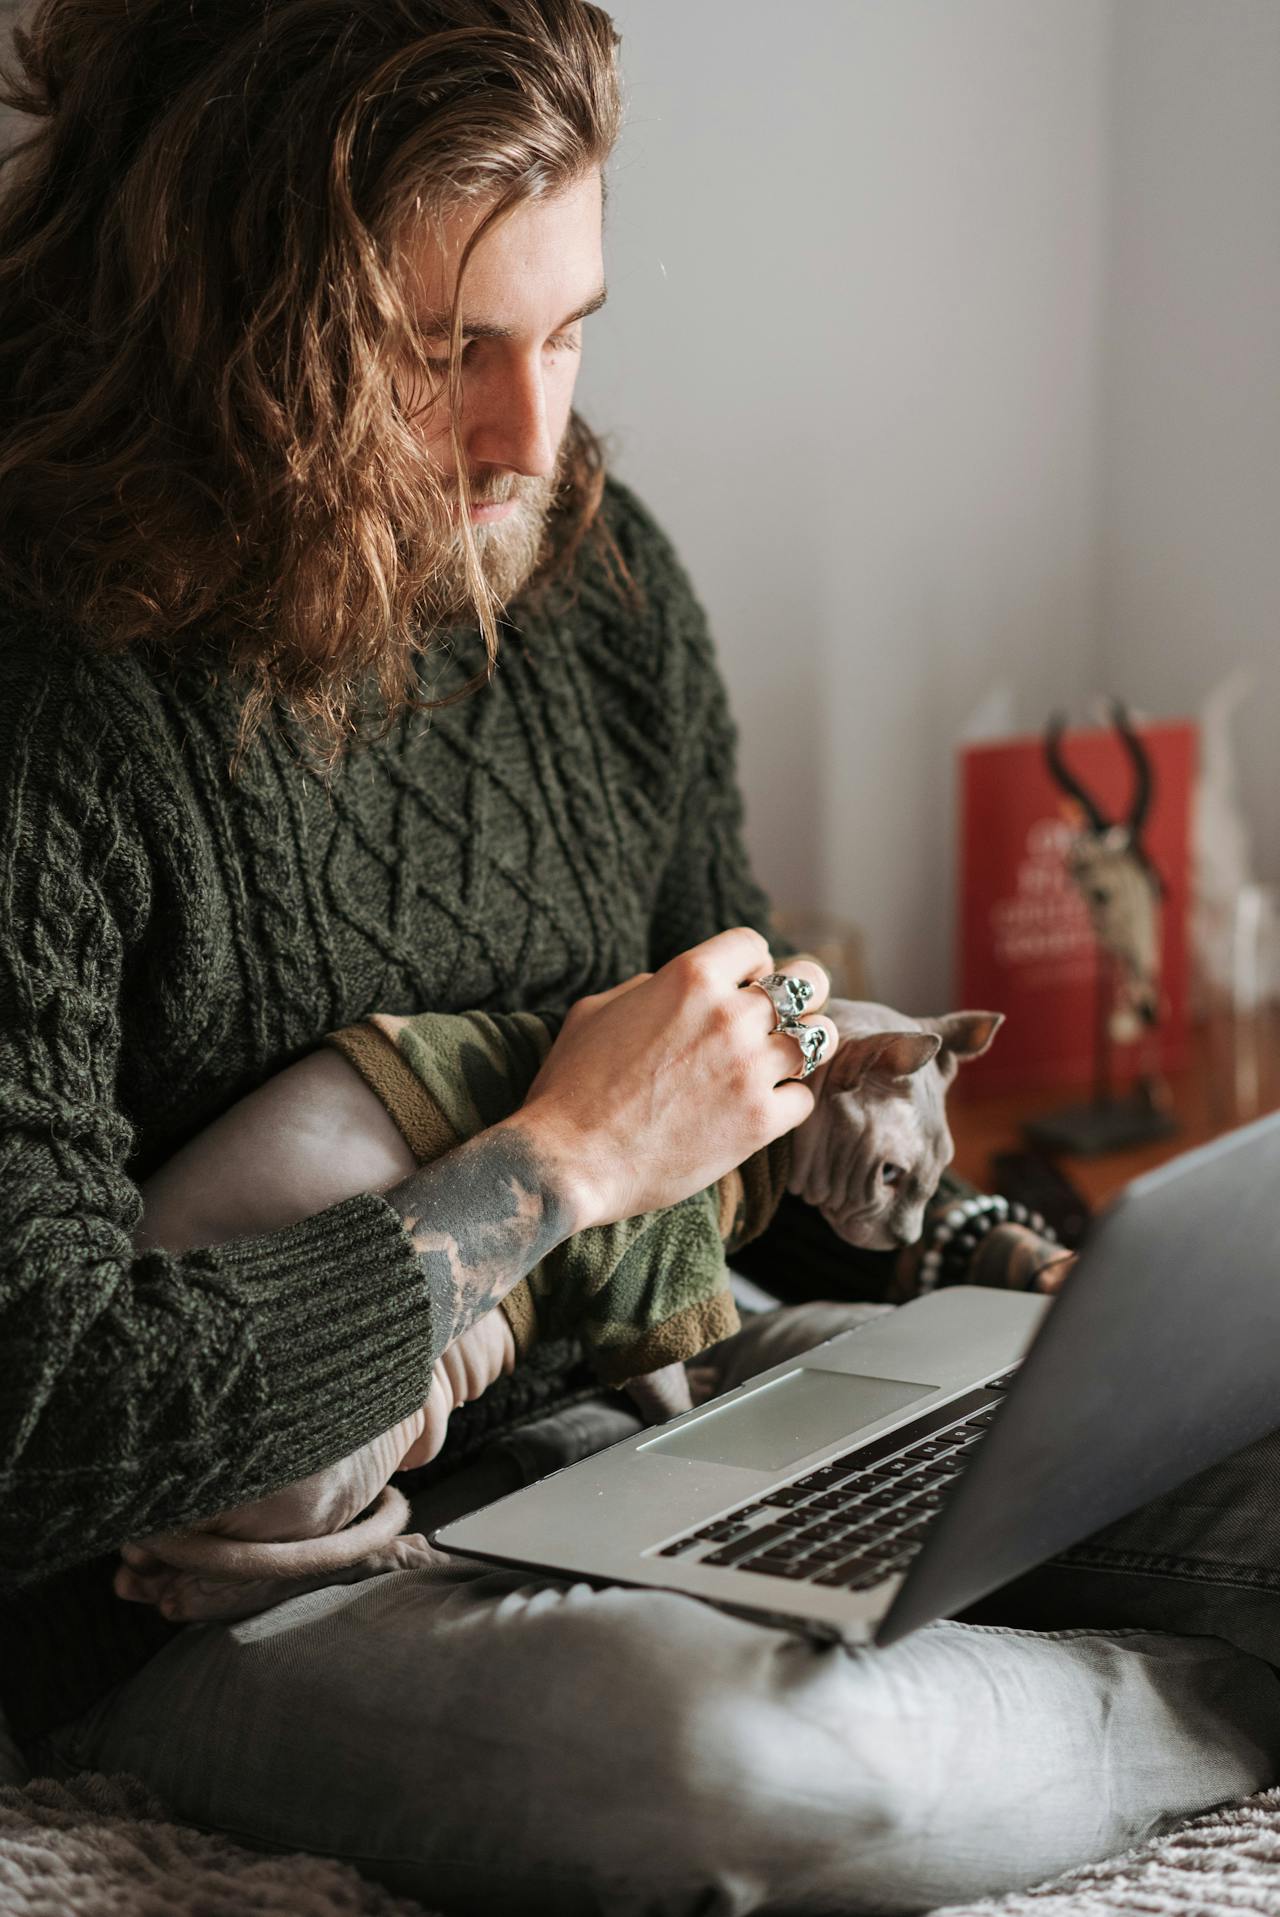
[0,652,439,1589]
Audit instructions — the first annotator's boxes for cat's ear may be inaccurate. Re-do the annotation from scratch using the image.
[925,1011,1004,1082]
[826,1030,941,1091]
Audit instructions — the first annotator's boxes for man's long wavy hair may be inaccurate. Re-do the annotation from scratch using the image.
[0,0,621,762]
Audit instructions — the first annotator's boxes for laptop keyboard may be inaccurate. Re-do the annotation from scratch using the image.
[650,1370,1019,1594]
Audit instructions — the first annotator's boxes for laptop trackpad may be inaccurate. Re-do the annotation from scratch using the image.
[638,1368,934,1472]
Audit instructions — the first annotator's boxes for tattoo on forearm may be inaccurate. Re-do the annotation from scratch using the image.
[387,1126,573,1350]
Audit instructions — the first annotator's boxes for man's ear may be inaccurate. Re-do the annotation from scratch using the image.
[925,1011,1004,1081]
[825,1030,941,1091]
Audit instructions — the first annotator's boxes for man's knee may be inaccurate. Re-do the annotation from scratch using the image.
[475,1583,897,1909]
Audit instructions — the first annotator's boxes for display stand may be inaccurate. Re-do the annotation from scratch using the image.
[1024,954,1177,1156]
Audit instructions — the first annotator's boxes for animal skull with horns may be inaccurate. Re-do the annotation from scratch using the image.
[1044,702,1164,1043]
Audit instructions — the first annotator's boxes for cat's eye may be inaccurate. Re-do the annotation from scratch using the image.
[881,1163,903,1187]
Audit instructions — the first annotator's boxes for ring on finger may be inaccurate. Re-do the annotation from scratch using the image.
[780,1018,829,1081]
[749,971,814,1029]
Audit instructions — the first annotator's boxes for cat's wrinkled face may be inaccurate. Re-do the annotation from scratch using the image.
[786,1002,1003,1252]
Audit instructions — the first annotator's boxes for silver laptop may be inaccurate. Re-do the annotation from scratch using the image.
[434,1111,1280,1648]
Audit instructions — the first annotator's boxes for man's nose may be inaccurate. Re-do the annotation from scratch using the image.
[465,358,558,478]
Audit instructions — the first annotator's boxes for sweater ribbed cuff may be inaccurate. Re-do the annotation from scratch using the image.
[206,1191,435,1484]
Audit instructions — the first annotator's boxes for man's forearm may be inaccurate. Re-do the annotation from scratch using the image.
[385,1117,579,1347]
[138,1047,583,1360]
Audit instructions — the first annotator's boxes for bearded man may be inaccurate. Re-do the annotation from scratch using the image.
[1,4,1278,1913]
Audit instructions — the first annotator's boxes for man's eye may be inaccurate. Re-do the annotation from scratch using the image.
[421,341,473,372]
[881,1163,903,1187]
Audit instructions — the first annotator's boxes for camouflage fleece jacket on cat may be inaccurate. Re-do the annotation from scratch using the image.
[328,1007,790,1382]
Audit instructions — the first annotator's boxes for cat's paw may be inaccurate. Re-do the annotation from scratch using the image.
[685,1363,720,1406]
[113,1531,448,1623]
[623,1362,692,1423]
[113,1549,311,1623]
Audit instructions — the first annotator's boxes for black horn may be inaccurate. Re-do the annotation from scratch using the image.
[1044,714,1110,833]
[1109,700,1154,841]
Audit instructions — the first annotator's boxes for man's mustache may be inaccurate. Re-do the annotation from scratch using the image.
[442,469,561,513]
[445,477,524,508]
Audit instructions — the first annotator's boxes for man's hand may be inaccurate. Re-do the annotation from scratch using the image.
[892,1224,1076,1302]
[1033,1251,1076,1295]
[514,928,836,1232]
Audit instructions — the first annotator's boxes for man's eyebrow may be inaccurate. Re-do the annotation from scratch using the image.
[414,285,608,341]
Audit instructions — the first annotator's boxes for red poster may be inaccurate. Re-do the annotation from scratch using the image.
[956,718,1197,1096]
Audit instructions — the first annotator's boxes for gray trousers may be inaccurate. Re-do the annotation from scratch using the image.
[36,1304,1280,1916]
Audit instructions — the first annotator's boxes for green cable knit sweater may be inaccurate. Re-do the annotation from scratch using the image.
[0,479,772,1750]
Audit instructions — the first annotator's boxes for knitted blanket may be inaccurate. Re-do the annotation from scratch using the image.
[932,1792,1280,1916]
[0,1773,436,1916]
[4,1771,1279,1917]
[327,1007,790,1384]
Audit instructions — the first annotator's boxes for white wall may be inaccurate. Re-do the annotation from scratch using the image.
[1101,0,1280,887]
[579,0,1112,1010]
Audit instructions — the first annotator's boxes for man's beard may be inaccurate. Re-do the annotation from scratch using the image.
[419,471,558,626]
